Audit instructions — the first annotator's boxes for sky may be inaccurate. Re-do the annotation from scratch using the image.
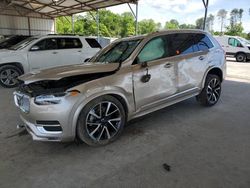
[107,0,250,32]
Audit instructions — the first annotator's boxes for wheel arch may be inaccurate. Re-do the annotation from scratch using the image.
[202,67,223,88]
[0,62,24,74]
[71,91,130,139]
[235,51,247,59]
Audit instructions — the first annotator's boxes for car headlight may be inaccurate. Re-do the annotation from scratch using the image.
[35,93,65,105]
[34,90,80,105]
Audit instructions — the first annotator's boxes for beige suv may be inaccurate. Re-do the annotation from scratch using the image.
[14,30,226,146]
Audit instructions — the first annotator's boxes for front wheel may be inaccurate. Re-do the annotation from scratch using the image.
[196,74,221,106]
[76,95,126,146]
[0,65,22,88]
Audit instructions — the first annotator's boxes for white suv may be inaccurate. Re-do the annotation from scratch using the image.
[0,35,101,88]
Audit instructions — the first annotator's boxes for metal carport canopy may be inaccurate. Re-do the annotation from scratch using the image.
[5,0,138,18]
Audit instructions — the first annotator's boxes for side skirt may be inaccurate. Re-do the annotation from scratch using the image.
[130,87,200,120]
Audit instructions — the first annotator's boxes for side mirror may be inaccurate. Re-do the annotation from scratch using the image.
[141,61,148,68]
[84,58,90,62]
[30,45,40,51]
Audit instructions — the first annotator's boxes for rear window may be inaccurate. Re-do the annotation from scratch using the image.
[167,33,198,56]
[85,38,102,48]
[58,38,82,49]
[195,34,214,51]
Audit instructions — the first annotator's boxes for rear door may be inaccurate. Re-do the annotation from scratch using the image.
[56,37,83,65]
[167,33,212,91]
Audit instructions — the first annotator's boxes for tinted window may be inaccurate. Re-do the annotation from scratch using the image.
[195,34,214,51]
[33,38,58,50]
[138,37,167,63]
[167,33,196,56]
[228,38,243,47]
[58,38,82,49]
[85,38,102,48]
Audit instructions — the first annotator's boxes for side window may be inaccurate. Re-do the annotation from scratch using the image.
[138,37,166,63]
[33,38,58,50]
[58,38,82,49]
[33,39,46,50]
[85,38,102,48]
[195,34,214,51]
[228,38,243,47]
[167,33,196,56]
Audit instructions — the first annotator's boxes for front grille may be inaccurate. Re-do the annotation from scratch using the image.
[14,92,30,113]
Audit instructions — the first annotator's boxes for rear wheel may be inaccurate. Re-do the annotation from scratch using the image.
[196,74,221,106]
[0,65,22,88]
[76,95,126,146]
[236,53,246,62]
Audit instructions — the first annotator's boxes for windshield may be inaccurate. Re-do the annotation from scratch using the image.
[238,37,250,46]
[90,39,141,63]
[9,37,38,50]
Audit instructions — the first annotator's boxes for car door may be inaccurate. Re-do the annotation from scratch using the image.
[228,37,243,54]
[28,38,60,70]
[57,37,82,65]
[132,36,178,111]
[166,33,211,92]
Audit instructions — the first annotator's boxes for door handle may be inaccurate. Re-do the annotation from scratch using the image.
[78,50,82,52]
[199,56,204,60]
[164,63,172,68]
[52,51,58,54]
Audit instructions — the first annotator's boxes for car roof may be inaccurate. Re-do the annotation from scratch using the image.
[115,29,208,43]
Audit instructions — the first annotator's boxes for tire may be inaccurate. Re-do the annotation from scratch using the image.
[236,53,246,62]
[196,74,221,106]
[0,65,22,88]
[76,95,126,146]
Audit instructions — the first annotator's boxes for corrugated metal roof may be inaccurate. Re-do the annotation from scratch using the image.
[2,0,138,18]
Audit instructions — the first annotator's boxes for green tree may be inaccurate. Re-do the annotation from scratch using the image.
[120,12,135,37]
[206,14,215,32]
[217,9,227,33]
[179,24,196,29]
[225,23,244,36]
[139,19,161,34]
[195,17,204,29]
[164,19,179,29]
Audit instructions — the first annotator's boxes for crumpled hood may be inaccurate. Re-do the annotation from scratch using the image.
[19,62,120,84]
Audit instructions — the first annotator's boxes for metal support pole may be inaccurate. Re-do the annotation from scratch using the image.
[96,9,100,42]
[127,2,139,35]
[202,0,209,30]
[27,17,31,35]
[71,15,74,34]
[135,2,138,35]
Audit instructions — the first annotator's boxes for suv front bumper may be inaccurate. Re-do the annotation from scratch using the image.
[14,92,82,142]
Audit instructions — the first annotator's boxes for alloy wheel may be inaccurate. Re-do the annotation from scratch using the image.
[206,78,221,104]
[86,101,122,142]
[0,68,19,87]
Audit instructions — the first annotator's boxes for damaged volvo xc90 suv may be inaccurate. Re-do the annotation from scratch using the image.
[14,30,226,146]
